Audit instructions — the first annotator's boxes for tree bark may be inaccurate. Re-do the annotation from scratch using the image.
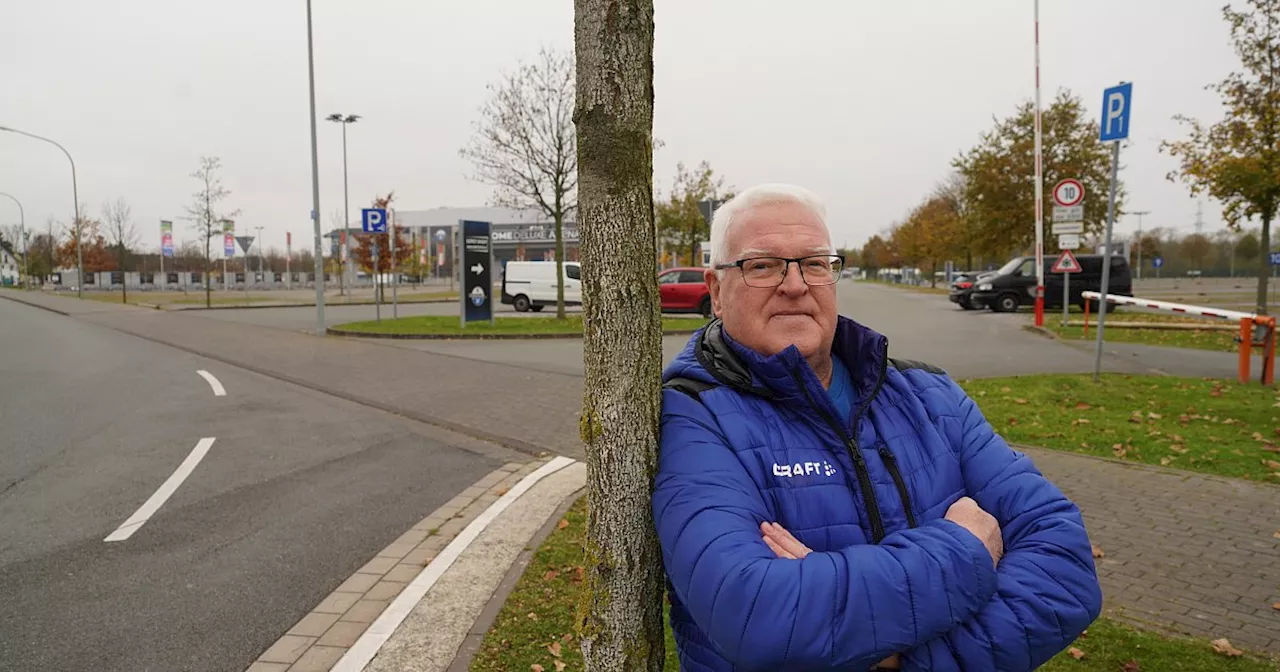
[1259,214,1272,315]
[573,1,664,670]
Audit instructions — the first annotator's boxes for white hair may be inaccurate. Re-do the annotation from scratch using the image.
[708,183,832,267]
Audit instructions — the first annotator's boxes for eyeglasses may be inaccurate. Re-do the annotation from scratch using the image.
[715,255,845,288]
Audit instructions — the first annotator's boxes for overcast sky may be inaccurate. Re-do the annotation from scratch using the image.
[0,1,1246,257]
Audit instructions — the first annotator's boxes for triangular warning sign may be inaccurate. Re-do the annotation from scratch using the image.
[1052,249,1082,273]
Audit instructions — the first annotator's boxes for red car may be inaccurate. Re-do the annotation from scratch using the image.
[659,267,713,317]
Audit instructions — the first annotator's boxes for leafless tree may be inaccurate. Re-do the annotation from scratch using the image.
[102,198,138,301]
[183,156,240,308]
[461,48,577,318]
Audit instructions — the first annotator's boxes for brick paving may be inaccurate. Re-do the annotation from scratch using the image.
[6,291,1280,655]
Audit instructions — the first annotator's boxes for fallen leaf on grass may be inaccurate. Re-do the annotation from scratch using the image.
[1252,431,1266,441]
[1112,444,1128,458]
[1091,544,1104,559]
[557,519,569,530]
[1160,456,1173,466]
[1000,386,1011,393]
[1178,415,1191,424]
[1075,402,1092,410]
[1262,444,1280,453]
[1073,418,1091,426]
[1170,433,1185,442]
[1169,444,1189,454]
[1121,661,1142,672]
[1148,412,1162,420]
[548,641,562,657]
[1210,638,1243,657]
[543,570,559,581]
[1128,413,1144,424]
[1272,602,1280,611]
[1067,647,1085,660]
[527,612,539,621]
[1210,388,1223,398]
[554,661,567,672]
[562,632,574,642]
[572,566,585,582]
[1013,398,1028,405]
[1263,459,1280,470]
[1008,417,1019,426]
[531,665,544,672]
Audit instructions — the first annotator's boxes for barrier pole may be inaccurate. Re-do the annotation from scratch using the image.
[1262,318,1276,386]
[1238,318,1252,385]
[1083,297,1091,338]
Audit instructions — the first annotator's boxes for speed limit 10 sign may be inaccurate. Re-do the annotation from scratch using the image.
[1053,179,1085,207]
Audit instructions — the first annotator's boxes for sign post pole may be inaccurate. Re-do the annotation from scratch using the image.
[361,208,387,323]
[1094,82,1133,382]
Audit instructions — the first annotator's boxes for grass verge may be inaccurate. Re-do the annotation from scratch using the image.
[958,374,1280,481]
[1040,320,1239,352]
[332,315,707,336]
[472,498,1274,672]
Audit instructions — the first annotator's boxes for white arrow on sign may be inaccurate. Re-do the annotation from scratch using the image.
[471,263,484,275]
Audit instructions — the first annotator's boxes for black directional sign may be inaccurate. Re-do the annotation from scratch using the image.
[459,220,493,326]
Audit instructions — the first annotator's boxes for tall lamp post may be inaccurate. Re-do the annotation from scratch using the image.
[325,113,360,297]
[305,0,325,334]
[1130,210,1150,281]
[253,225,265,284]
[0,125,82,297]
[0,191,26,288]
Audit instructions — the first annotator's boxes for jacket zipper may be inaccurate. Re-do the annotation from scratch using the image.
[877,445,918,528]
[791,368,886,543]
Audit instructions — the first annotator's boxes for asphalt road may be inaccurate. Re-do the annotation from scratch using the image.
[0,297,517,672]
[368,280,1151,379]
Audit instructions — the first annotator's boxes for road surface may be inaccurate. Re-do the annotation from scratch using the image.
[0,297,516,672]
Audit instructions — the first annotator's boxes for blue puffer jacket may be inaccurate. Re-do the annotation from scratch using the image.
[653,317,1101,672]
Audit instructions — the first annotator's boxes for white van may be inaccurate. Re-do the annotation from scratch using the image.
[501,261,582,312]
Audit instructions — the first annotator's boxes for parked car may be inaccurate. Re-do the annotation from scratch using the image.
[948,271,993,310]
[501,261,582,312]
[658,267,713,317]
[969,254,1132,312]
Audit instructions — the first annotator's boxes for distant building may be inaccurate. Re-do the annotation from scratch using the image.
[0,247,18,286]
[327,206,579,278]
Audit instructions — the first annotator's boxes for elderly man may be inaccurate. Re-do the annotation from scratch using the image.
[653,184,1101,672]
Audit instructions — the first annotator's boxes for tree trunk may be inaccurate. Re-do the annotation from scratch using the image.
[120,247,127,304]
[205,234,212,309]
[572,1,664,670]
[555,210,567,319]
[1258,213,1272,316]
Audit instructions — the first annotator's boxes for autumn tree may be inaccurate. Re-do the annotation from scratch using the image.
[350,193,410,301]
[23,231,56,282]
[655,161,730,266]
[860,234,897,277]
[102,198,138,302]
[183,157,240,308]
[461,48,577,319]
[955,91,1120,259]
[1162,0,1280,313]
[1182,233,1213,269]
[57,207,115,274]
[573,0,663,669]
[1237,230,1262,264]
[934,172,982,270]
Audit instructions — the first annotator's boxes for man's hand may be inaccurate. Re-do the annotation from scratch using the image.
[945,497,1003,567]
[763,522,901,671]
[760,521,811,559]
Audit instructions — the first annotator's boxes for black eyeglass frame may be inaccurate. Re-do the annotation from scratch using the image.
[713,254,846,287]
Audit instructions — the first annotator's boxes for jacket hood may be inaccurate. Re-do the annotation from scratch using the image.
[663,316,890,403]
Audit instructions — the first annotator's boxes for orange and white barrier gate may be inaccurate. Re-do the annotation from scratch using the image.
[1081,291,1276,386]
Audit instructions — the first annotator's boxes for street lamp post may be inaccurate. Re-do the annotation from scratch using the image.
[1131,210,1150,281]
[0,125,82,297]
[305,0,325,335]
[325,113,360,298]
[253,225,265,285]
[0,192,26,288]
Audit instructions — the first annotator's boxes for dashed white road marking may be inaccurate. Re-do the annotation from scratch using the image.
[196,370,226,396]
[104,437,217,543]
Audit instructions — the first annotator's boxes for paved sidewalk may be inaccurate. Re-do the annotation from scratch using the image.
[6,290,1279,657]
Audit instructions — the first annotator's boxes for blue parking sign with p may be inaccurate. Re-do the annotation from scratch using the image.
[362,208,387,233]
[1099,82,1133,142]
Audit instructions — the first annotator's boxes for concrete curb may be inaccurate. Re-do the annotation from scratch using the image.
[246,459,549,672]
[1021,324,1058,339]
[326,326,703,341]
[0,291,70,316]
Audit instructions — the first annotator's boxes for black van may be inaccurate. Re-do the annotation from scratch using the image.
[969,254,1132,312]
